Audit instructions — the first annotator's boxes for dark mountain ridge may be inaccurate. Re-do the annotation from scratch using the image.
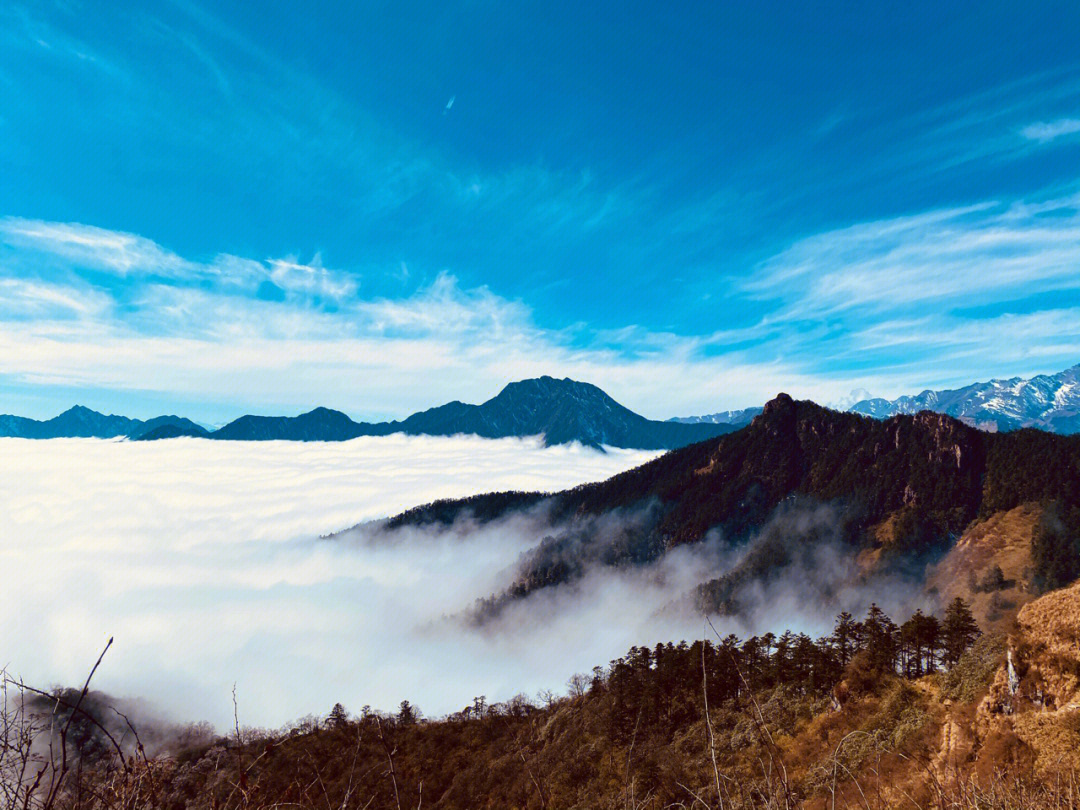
[393,377,732,448]
[4,378,734,449]
[0,406,203,440]
[154,377,734,449]
[378,393,1080,613]
[136,423,211,440]
[210,406,377,441]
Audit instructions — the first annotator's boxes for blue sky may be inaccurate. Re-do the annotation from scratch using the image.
[2,1,1080,422]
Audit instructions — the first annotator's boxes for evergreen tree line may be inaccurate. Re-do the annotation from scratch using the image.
[593,597,979,743]
[9,598,984,810]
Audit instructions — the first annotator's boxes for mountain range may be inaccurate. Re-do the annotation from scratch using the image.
[670,362,1080,435]
[847,363,1080,433]
[666,406,761,428]
[0,406,204,440]
[42,394,1080,810]
[2,377,735,450]
[8,363,1080,448]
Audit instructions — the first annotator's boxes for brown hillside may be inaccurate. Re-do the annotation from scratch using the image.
[980,580,1080,776]
[926,503,1040,631]
[20,588,1080,809]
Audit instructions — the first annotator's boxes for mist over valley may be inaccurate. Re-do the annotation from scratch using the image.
[0,433,663,727]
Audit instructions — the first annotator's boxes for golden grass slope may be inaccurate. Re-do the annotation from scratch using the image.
[927,503,1041,631]
[979,578,1080,776]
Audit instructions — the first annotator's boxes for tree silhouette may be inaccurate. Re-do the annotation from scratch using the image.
[860,603,899,674]
[327,702,349,729]
[397,700,418,725]
[831,611,860,667]
[942,597,980,667]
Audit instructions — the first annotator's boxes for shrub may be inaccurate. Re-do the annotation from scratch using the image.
[941,634,1006,703]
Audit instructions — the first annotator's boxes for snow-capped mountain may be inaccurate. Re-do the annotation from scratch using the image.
[848,364,1080,433]
[667,407,761,428]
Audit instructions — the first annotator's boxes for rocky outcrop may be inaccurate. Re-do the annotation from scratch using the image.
[979,581,1080,774]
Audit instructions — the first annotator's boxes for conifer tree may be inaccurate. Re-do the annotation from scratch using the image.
[831,611,860,667]
[942,596,980,667]
[900,610,942,676]
[398,700,418,725]
[860,603,898,674]
[327,702,349,729]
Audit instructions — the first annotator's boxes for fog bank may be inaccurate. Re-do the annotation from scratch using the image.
[1,435,933,733]
[0,435,658,728]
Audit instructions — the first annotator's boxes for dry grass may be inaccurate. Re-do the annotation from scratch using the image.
[1014,580,1080,710]
[927,504,1042,632]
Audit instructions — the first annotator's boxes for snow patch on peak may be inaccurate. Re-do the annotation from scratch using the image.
[844,363,1080,434]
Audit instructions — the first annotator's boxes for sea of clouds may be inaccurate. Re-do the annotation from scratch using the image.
[2,434,932,733]
[0,434,665,728]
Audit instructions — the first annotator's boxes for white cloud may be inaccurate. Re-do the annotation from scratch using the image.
[709,191,1080,398]
[0,217,831,417]
[355,272,531,339]
[1021,118,1080,143]
[0,308,828,421]
[0,435,661,727]
[6,194,1080,420]
[0,218,194,278]
[748,195,1080,317]
[0,438,936,732]
[0,277,111,319]
[0,217,358,303]
[267,254,357,301]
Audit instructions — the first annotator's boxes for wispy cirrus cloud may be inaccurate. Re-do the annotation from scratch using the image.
[0,277,112,319]
[5,187,1080,423]
[0,216,830,420]
[1021,117,1080,143]
[267,256,357,301]
[0,218,194,278]
[0,217,357,303]
[747,193,1080,318]
[730,191,1080,392]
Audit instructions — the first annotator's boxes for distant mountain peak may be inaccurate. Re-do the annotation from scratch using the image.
[668,405,761,428]
[848,362,1080,434]
[60,404,101,417]
[0,406,200,439]
[409,375,731,449]
[4,377,738,449]
[496,376,610,400]
[301,406,351,418]
[761,392,795,414]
